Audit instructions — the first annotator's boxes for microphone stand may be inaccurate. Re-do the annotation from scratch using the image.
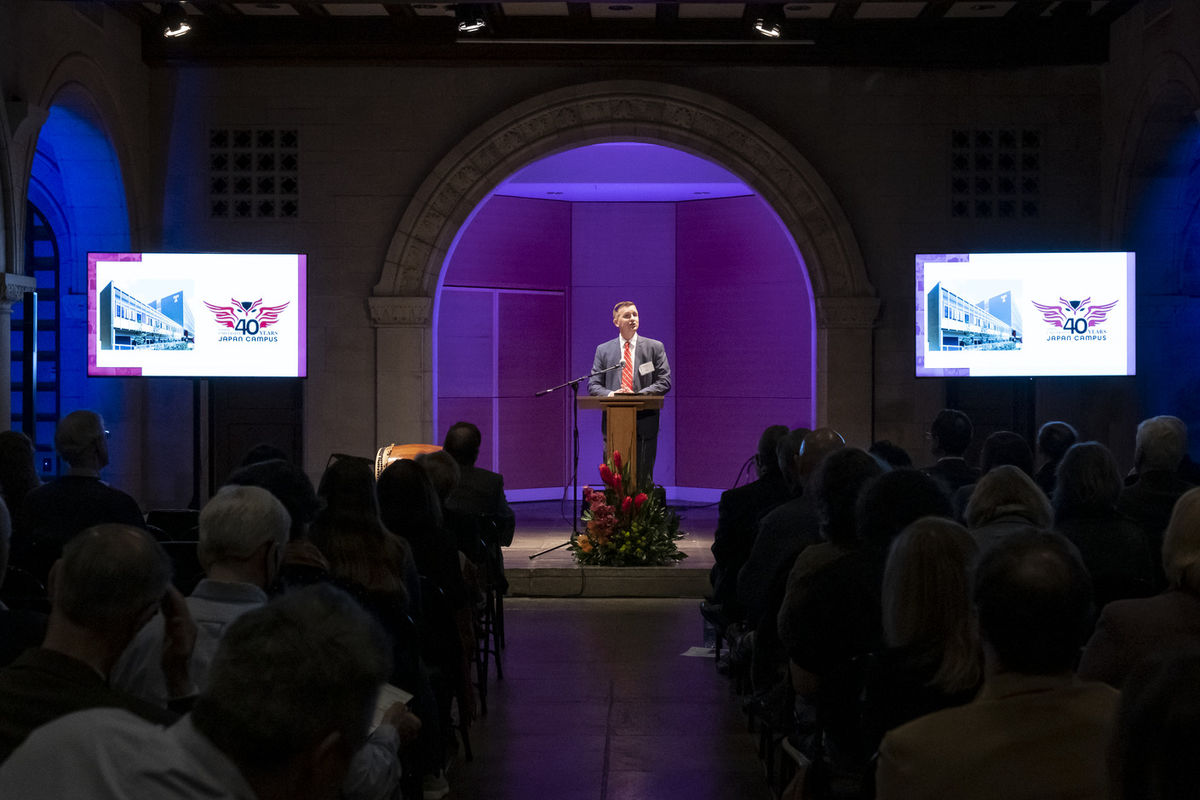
[530,361,624,560]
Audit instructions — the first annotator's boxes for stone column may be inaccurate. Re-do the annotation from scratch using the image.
[368,296,435,447]
[0,273,39,432]
[815,295,880,447]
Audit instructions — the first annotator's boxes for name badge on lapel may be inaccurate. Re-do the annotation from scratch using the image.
[638,362,654,376]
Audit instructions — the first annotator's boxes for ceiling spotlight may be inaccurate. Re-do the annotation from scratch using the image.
[753,6,784,39]
[754,17,781,37]
[161,2,192,38]
[456,4,487,34]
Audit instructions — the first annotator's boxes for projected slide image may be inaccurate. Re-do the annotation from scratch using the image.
[88,253,306,378]
[915,252,1135,378]
[99,280,195,352]
[926,280,1023,353]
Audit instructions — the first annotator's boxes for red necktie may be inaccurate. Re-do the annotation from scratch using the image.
[621,340,633,392]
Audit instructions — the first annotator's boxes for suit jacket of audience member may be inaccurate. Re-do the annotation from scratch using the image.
[708,473,790,608]
[735,492,820,628]
[445,465,516,547]
[1078,588,1200,689]
[587,335,671,438]
[16,475,145,583]
[876,672,1119,800]
[922,457,981,496]
[111,580,270,708]
[1118,470,1194,589]
[1055,508,1156,609]
[0,648,176,762]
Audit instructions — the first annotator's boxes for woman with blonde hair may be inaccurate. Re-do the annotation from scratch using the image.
[964,464,1052,553]
[1080,486,1200,687]
[861,516,982,751]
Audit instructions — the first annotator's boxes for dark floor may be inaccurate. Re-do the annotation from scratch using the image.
[447,598,769,800]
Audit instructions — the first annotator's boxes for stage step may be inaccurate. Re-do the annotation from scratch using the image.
[505,565,710,598]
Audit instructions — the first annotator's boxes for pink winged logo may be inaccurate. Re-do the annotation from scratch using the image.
[1030,297,1119,328]
[203,298,290,330]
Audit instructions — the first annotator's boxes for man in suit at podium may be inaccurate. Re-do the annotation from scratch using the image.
[588,301,671,489]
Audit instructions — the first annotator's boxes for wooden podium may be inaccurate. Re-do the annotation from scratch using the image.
[577,395,664,489]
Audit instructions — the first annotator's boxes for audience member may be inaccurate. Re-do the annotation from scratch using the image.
[237,442,290,468]
[111,485,290,707]
[442,422,516,546]
[876,530,1118,800]
[1118,415,1194,589]
[0,525,184,761]
[951,430,1034,519]
[0,584,408,800]
[1054,442,1155,607]
[861,516,981,753]
[1079,486,1200,687]
[1033,420,1078,498]
[868,439,912,470]
[963,465,1051,554]
[16,410,145,584]
[922,408,980,494]
[224,457,327,587]
[707,424,791,613]
[0,431,40,548]
[0,497,45,667]
[737,427,842,629]
[786,469,952,777]
[1110,647,1200,800]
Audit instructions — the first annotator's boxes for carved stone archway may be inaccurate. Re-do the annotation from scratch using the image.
[370,80,879,446]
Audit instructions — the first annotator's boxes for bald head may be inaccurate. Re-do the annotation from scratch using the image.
[797,428,846,483]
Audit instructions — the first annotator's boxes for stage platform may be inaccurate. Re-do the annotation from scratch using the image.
[502,499,718,598]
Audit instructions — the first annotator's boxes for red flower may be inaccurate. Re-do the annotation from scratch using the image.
[612,451,623,471]
[634,492,648,511]
[599,463,616,488]
[621,496,633,515]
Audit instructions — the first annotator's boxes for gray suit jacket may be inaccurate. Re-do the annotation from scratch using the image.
[587,335,670,436]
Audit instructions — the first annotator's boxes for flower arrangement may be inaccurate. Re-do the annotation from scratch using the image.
[570,450,686,567]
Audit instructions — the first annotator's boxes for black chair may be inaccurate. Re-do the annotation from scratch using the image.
[146,509,200,542]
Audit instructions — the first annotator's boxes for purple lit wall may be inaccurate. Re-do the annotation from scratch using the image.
[435,149,815,494]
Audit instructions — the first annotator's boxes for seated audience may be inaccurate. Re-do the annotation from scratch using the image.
[1033,420,1078,498]
[1054,442,1155,607]
[0,498,46,667]
[0,584,416,800]
[964,464,1052,554]
[738,427,842,629]
[922,408,980,494]
[16,410,145,584]
[1079,486,1200,687]
[876,530,1119,800]
[111,485,290,706]
[952,430,1035,519]
[786,469,952,778]
[860,516,982,753]
[1110,647,1200,800]
[707,424,791,613]
[0,525,183,761]
[0,431,40,549]
[1118,415,1194,589]
[224,457,327,588]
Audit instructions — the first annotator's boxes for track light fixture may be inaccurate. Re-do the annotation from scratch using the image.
[753,6,784,39]
[456,4,487,34]
[161,2,192,38]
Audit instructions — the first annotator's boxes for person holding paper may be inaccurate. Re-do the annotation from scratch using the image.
[588,301,671,488]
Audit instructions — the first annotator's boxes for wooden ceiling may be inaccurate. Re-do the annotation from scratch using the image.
[111,1,1143,65]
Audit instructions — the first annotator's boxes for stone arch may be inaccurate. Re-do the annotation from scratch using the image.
[371,80,879,445]
[1108,50,1200,243]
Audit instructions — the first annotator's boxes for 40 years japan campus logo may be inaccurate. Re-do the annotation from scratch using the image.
[1030,297,1118,338]
[203,298,290,340]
